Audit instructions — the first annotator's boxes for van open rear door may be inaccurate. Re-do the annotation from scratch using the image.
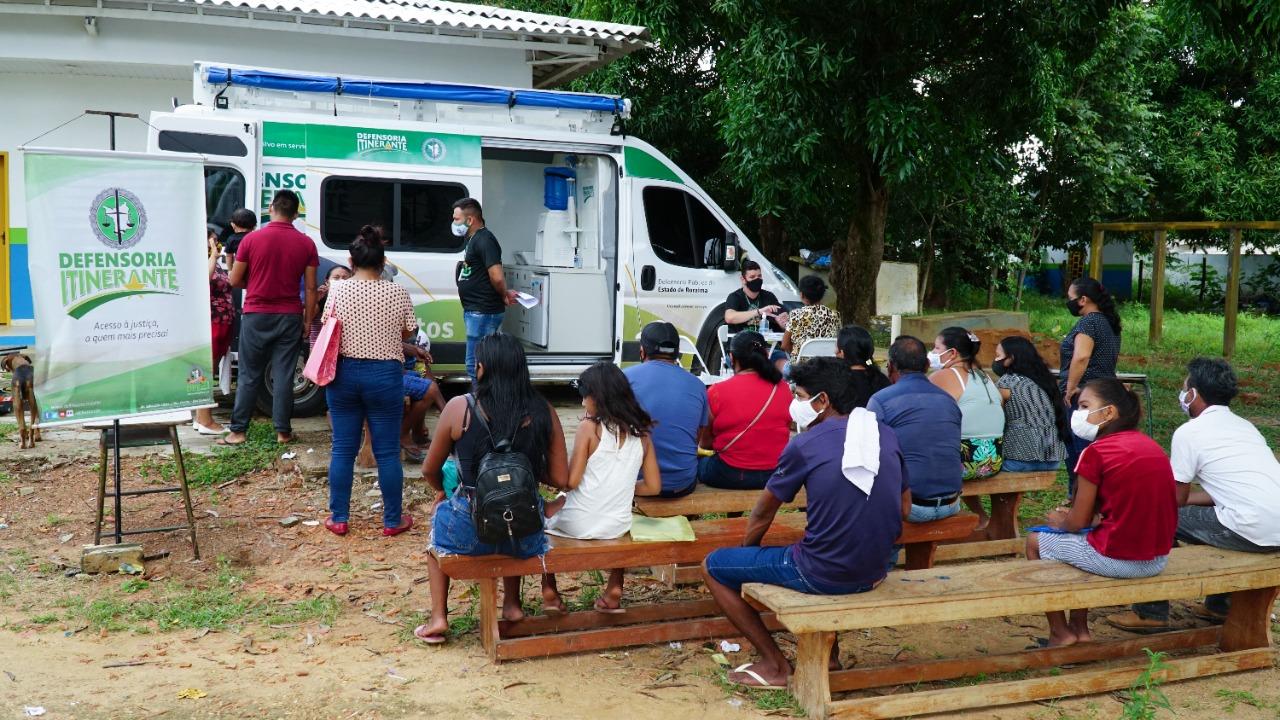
[147,115,260,234]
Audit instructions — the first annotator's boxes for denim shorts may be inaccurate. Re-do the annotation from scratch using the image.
[1002,459,1062,473]
[704,545,876,595]
[429,492,549,559]
[403,372,433,401]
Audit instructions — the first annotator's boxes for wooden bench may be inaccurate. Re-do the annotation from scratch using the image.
[743,546,1280,719]
[433,513,977,661]
[636,471,1058,578]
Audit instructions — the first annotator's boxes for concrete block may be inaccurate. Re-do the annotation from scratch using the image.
[80,543,144,575]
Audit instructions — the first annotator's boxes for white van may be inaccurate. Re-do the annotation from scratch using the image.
[149,62,800,414]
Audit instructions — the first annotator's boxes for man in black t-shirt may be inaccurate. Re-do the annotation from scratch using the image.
[453,197,515,379]
[723,260,788,334]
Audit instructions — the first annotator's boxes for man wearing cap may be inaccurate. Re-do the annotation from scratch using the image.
[625,322,710,497]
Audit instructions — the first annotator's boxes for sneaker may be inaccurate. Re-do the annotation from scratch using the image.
[1106,611,1170,633]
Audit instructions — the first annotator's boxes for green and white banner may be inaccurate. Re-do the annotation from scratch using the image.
[24,149,214,426]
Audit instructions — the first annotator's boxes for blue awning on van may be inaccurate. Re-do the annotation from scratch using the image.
[205,66,629,116]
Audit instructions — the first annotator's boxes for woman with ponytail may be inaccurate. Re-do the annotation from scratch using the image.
[1061,277,1122,489]
[837,324,891,399]
[322,225,420,538]
[699,331,792,489]
[1026,378,1176,647]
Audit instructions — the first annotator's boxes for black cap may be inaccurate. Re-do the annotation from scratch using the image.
[640,321,680,357]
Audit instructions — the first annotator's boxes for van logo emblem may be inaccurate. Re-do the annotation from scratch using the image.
[90,188,147,249]
[422,138,447,162]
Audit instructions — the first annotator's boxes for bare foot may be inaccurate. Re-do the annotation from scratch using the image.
[728,662,789,688]
[414,618,448,643]
[596,584,624,612]
[1045,631,1077,648]
[541,588,566,615]
[217,432,247,446]
[502,600,525,623]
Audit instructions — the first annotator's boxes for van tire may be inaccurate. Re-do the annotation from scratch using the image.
[256,355,328,418]
[696,304,730,374]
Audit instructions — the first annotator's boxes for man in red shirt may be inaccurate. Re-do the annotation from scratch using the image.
[223,190,318,445]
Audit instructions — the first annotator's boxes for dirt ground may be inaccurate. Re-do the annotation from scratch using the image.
[1,405,1278,720]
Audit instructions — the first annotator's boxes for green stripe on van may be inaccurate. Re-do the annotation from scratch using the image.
[10,228,26,245]
[624,147,682,184]
[263,122,481,168]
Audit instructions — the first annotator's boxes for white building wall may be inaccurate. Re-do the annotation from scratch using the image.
[1,13,534,320]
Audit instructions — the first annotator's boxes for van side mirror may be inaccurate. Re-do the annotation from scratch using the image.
[723,233,739,272]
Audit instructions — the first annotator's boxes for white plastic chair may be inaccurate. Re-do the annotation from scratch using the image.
[679,336,710,376]
[796,337,838,362]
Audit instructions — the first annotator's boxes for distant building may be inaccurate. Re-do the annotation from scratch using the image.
[0,0,646,340]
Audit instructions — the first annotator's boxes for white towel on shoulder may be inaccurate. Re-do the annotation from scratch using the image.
[841,407,881,496]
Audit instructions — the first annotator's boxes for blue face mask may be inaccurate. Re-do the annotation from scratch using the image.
[451,221,468,237]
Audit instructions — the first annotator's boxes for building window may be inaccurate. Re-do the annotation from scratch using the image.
[204,166,246,239]
[642,186,726,269]
[321,177,468,252]
[160,131,248,157]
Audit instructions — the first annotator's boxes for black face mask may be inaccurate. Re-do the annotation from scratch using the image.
[1066,297,1083,317]
[991,360,1008,377]
[745,278,764,293]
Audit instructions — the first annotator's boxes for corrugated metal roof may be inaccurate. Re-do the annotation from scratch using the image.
[178,0,649,84]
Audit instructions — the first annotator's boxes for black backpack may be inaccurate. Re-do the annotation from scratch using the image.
[466,395,543,544]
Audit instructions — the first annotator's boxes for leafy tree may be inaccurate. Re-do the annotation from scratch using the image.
[695,1,1126,324]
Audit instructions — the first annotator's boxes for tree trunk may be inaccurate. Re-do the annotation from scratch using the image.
[830,161,888,326]
[756,213,789,268]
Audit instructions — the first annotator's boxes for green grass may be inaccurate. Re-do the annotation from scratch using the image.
[62,558,340,633]
[1215,688,1273,713]
[44,513,66,527]
[1119,649,1172,720]
[710,668,804,716]
[135,422,282,487]
[944,286,1280,449]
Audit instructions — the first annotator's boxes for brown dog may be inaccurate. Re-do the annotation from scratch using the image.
[2,354,40,449]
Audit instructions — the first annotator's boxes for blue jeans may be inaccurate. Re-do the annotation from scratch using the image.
[704,545,876,595]
[1064,397,1091,497]
[326,357,405,528]
[1002,459,1062,473]
[463,311,505,379]
[907,499,961,523]
[429,491,549,558]
[698,453,773,490]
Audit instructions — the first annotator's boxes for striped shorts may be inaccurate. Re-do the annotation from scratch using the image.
[1037,532,1168,579]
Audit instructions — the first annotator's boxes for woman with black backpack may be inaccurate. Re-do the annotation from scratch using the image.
[417,333,569,645]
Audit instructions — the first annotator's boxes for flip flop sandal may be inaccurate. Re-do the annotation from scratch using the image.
[730,663,787,691]
[413,624,447,645]
[594,597,626,615]
[1026,636,1052,650]
[401,445,426,463]
[215,437,247,447]
[541,603,567,617]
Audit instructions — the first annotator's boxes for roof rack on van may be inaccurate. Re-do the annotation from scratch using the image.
[193,62,630,134]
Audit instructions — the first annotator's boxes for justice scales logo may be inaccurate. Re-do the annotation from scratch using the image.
[59,187,180,319]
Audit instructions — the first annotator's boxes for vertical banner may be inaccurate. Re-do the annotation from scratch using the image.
[24,149,213,426]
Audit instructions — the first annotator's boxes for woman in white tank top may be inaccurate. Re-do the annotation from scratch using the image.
[541,363,662,614]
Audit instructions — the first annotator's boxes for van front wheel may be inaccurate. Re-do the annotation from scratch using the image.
[696,304,731,375]
[257,355,328,418]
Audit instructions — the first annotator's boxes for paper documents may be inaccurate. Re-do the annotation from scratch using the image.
[514,292,540,309]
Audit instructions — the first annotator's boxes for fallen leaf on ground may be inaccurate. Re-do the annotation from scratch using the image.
[176,688,207,699]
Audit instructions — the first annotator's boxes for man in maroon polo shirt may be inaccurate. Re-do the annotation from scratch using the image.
[223,190,318,445]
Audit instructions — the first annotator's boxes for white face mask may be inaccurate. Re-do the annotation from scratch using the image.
[927,349,948,371]
[1178,388,1196,416]
[789,394,823,431]
[1070,406,1112,442]
[451,221,469,237]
